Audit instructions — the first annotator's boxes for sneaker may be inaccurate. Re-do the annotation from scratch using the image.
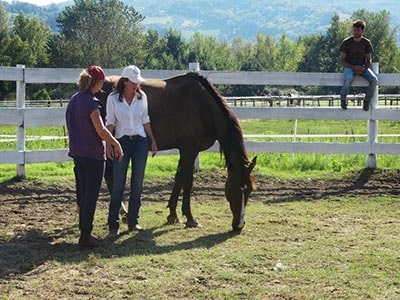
[363,101,370,111]
[128,224,144,232]
[341,100,347,110]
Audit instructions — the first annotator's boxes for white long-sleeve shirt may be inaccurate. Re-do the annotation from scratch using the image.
[106,90,150,139]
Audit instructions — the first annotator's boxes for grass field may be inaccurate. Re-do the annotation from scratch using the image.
[1,170,399,299]
[1,119,399,299]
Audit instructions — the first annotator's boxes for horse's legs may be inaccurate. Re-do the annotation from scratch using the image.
[166,149,200,227]
[166,161,184,224]
[180,150,201,228]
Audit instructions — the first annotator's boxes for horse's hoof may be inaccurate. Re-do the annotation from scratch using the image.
[232,224,244,232]
[166,215,180,225]
[231,227,243,233]
[185,220,202,228]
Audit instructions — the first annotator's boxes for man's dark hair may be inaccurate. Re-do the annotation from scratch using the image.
[353,19,366,30]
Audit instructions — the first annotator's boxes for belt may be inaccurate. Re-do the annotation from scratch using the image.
[123,135,140,140]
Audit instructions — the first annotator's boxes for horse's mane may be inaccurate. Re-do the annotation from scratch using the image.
[185,72,251,167]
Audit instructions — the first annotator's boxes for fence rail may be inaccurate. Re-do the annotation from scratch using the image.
[1,64,400,177]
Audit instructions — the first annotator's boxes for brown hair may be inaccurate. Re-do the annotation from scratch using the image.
[116,77,143,102]
[77,69,102,93]
[353,19,366,30]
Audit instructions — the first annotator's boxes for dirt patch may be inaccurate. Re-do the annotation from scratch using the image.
[0,168,399,280]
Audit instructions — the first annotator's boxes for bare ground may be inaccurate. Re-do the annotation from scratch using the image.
[0,168,399,281]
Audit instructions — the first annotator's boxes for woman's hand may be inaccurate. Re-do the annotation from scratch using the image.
[106,143,115,160]
[150,140,158,157]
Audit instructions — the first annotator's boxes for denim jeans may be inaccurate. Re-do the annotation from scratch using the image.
[73,156,104,234]
[108,135,148,231]
[340,67,378,102]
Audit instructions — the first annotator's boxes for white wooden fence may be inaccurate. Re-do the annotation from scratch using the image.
[1,63,400,177]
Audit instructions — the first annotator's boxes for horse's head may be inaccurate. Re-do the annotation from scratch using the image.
[225,156,256,232]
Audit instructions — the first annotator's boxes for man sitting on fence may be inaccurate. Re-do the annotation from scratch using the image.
[339,19,378,111]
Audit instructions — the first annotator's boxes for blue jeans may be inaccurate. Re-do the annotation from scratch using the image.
[73,157,104,234]
[340,67,378,102]
[108,135,148,231]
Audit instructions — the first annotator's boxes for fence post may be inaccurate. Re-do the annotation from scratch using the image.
[189,62,201,172]
[366,62,379,169]
[16,64,26,177]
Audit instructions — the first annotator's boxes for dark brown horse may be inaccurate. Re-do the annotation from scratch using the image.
[98,72,256,232]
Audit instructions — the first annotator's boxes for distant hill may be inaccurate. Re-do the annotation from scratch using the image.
[3,0,400,42]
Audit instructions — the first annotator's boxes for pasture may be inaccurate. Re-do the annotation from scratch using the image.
[1,168,399,299]
[1,66,399,298]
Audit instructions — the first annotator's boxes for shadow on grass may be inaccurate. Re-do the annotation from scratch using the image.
[0,224,239,280]
[260,168,400,204]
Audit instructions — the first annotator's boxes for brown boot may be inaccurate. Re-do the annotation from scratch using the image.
[78,232,101,249]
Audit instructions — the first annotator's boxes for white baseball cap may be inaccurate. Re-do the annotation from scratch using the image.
[121,65,145,83]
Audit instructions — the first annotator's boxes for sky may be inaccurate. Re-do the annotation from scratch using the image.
[4,0,67,6]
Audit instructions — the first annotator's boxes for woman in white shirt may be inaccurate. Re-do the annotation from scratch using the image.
[106,65,157,236]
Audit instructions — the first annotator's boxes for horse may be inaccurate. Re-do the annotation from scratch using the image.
[97,72,256,232]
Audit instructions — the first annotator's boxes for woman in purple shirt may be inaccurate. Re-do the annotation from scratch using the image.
[66,66,123,249]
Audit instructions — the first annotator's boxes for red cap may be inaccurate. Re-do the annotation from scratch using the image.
[87,65,106,81]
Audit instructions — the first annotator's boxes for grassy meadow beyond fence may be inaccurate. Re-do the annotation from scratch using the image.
[1,119,400,182]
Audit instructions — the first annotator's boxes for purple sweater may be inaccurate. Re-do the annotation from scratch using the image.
[66,91,105,160]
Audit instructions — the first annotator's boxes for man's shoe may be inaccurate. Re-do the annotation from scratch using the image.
[79,234,101,249]
[341,100,347,110]
[363,101,370,111]
[128,224,144,232]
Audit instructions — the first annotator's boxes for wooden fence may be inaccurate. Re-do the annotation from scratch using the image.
[1,63,400,177]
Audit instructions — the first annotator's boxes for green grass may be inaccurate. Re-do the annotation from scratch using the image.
[1,151,400,183]
[2,195,399,299]
[1,121,399,299]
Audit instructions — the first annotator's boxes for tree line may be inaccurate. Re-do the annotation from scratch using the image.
[1,0,399,100]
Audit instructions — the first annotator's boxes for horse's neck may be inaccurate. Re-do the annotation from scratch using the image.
[218,125,246,168]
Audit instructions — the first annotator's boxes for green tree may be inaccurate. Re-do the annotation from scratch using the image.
[319,14,348,72]
[254,32,276,71]
[163,29,189,69]
[273,34,304,71]
[187,32,236,70]
[209,39,237,71]
[229,37,266,96]
[0,2,11,66]
[6,35,36,66]
[12,13,51,67]
[231,37,259,71]
[297,34,324,72]
[0,1,10,41]
[56,0,145,68]
[141,30,167,69]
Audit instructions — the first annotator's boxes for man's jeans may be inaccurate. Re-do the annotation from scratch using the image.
[108,135,148,231]
[73,156,104,234]
[340,67,378,102]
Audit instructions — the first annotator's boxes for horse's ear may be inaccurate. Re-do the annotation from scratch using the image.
[248,156,257,173]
